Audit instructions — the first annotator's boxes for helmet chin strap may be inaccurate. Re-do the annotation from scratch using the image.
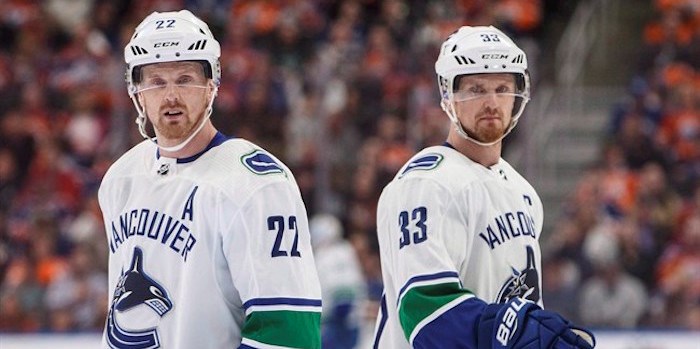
[131,86,219,153]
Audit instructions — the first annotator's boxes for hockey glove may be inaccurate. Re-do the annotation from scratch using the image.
[477,297,595,349]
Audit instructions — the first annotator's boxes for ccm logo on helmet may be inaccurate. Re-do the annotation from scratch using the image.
[482,54,509,60]
[496,298,527,346]
[154,41,180,48]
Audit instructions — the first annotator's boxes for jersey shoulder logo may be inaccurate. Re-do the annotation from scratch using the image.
[241,149,287,177]
[400,153,444,178]
[495,246,540,304]
[106,247,172,349]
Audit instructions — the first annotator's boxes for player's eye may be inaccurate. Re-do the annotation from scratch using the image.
[495,85,512,93]
[176,76,194,85]
[146,78,167,88]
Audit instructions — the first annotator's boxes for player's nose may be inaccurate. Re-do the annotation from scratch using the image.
[163,84,180,102]
[482,93,499,107]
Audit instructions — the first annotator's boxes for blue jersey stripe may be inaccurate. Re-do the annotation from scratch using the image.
[397,271,460,305]
[411,297,486,349]
[372,294,388,349]
[243,297,322,310]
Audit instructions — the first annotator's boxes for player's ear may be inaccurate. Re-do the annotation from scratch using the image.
[207,80,217,99]
[136,91,146,108]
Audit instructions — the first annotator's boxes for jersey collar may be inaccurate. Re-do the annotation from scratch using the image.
[442,141,456,150]
[156,132,229,164]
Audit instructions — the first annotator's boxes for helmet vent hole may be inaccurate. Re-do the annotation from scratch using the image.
[451,45,457,52]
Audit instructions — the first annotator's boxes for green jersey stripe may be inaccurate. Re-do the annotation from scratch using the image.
[398,282,473,340]
[241,310,321,349]
[409,293,475,344]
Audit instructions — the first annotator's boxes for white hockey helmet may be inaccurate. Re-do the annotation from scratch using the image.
[435,26,530,146]
[125,9,221,96]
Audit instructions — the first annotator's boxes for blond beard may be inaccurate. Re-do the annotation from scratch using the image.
[154,112,203,141]
[474,122,506,143]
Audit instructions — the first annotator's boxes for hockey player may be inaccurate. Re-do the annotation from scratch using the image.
[99,10,321,348]
[309,214,367,349]
[372,26,596,348]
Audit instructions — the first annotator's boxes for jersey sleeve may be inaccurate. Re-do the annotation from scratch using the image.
[223,180,321,349]
[377,177,487,348]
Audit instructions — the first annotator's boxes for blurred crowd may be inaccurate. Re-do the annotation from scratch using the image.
[0,0,696,342]
[542,0,700,330]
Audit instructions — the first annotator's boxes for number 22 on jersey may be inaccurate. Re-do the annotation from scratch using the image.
[267,215,301,257]
[399,207,428,249]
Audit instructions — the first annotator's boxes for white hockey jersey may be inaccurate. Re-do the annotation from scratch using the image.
[99,133,321,349]
[372,144,543,348]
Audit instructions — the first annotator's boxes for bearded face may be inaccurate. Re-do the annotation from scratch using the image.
[137,61,214,145]
[453,73,516,144]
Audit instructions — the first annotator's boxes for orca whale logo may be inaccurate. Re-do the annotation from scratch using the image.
[106,247,172,349]
[496,246,540,304]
